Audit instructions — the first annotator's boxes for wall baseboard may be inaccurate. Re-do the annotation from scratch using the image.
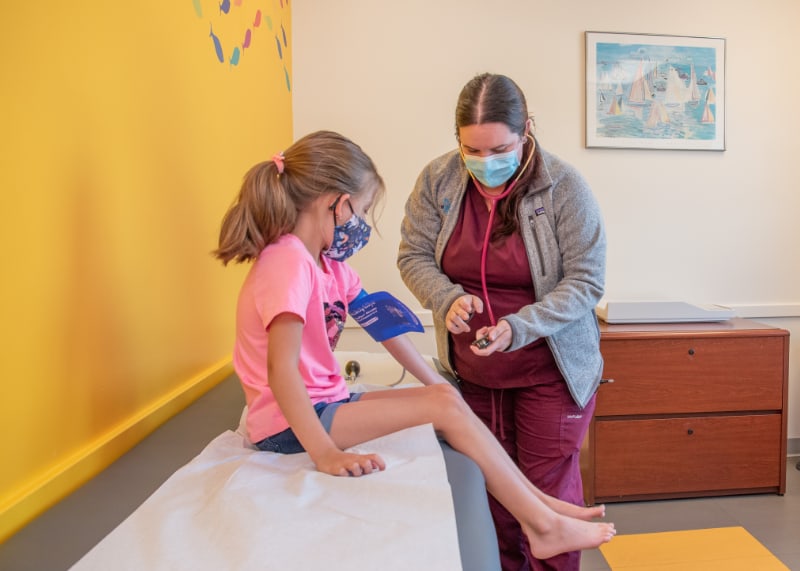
[789,438,800,457]
[0,359,234,543]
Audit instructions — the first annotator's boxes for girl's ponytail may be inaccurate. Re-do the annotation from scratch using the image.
[213,159,294,265]
[214,130,385,265]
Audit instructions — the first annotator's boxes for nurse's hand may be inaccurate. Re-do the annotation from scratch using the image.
[470,319,513,355]
[446,295,483,334]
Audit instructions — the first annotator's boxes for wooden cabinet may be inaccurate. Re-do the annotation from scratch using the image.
[584,319,789,505]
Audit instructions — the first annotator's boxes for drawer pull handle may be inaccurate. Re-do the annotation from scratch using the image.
[687,428,694,435]
[600,378,615,384]
[688,348,695,355]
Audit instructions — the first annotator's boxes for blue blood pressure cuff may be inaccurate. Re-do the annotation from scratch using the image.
[348,289,424,342]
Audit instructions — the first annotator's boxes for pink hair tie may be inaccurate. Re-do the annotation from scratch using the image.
[272,152,285,174]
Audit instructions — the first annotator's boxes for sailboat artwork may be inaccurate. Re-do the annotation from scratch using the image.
[627,60,653,105]
[645,100,669,129]
[587,32,725,150]
[700,89,715,124]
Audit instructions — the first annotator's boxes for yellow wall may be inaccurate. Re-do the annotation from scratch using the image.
[0,0,292,541]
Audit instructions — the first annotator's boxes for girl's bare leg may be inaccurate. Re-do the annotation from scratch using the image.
[330,385,615,559]
[339,387,605,521]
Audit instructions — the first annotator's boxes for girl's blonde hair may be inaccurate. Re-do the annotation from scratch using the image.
[214,130,384,265]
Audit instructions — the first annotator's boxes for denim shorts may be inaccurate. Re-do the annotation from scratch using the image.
[254,393,364,454]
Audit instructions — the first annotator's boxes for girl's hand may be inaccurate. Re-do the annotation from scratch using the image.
[314,449,386,477]
[470,319,513,355]
[446,294,484,334]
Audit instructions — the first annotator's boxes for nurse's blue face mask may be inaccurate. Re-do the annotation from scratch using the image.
[322,196,371,261]
[462,147,521,188]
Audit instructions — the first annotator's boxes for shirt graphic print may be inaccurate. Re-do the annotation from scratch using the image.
[324,299,346,350]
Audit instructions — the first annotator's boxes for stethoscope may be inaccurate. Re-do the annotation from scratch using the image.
[464,133,536,326]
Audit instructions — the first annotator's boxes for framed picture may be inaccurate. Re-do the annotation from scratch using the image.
[586,31,725,150]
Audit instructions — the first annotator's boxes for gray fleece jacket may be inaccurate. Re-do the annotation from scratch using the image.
[397,141,606,408]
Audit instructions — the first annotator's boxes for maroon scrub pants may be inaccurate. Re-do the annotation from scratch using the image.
[460,378,596,571]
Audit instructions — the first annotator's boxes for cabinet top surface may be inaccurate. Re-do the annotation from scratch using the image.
[598,317,788,337]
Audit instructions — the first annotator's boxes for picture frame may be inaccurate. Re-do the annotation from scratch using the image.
[585,31,726,151]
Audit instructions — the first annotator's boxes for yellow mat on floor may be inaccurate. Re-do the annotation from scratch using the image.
[599,526,788,570]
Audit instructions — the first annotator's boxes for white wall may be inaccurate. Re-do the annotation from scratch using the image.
[293,0,800,443]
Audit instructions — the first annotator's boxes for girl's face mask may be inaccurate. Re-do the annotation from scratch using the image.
[322,197,371,261]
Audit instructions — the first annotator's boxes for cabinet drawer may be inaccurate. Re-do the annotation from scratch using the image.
[597,336,784,415]
[594,414,782,500]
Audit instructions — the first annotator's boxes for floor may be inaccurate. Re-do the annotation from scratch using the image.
[581,464,800,570]
[1,374,798,571]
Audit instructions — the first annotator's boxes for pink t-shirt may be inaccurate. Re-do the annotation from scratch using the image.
[232,234,362,443]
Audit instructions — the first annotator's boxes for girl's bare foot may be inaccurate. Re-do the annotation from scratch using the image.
[541,495,606,521]
[522,515,616,560]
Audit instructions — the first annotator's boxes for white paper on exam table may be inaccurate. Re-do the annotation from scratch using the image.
[70,424,461,571]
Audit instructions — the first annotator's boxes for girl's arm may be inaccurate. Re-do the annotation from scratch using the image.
[268,312,384,476]
[381,334,450,386]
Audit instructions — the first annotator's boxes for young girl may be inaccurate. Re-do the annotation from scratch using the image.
[214,130,615,560]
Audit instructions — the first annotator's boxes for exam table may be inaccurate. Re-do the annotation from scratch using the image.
[70,351,500,571]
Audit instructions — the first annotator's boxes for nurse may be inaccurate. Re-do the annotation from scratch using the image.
[398,73,607,571]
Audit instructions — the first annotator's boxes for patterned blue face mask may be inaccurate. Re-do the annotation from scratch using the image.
[322,197,371,261]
